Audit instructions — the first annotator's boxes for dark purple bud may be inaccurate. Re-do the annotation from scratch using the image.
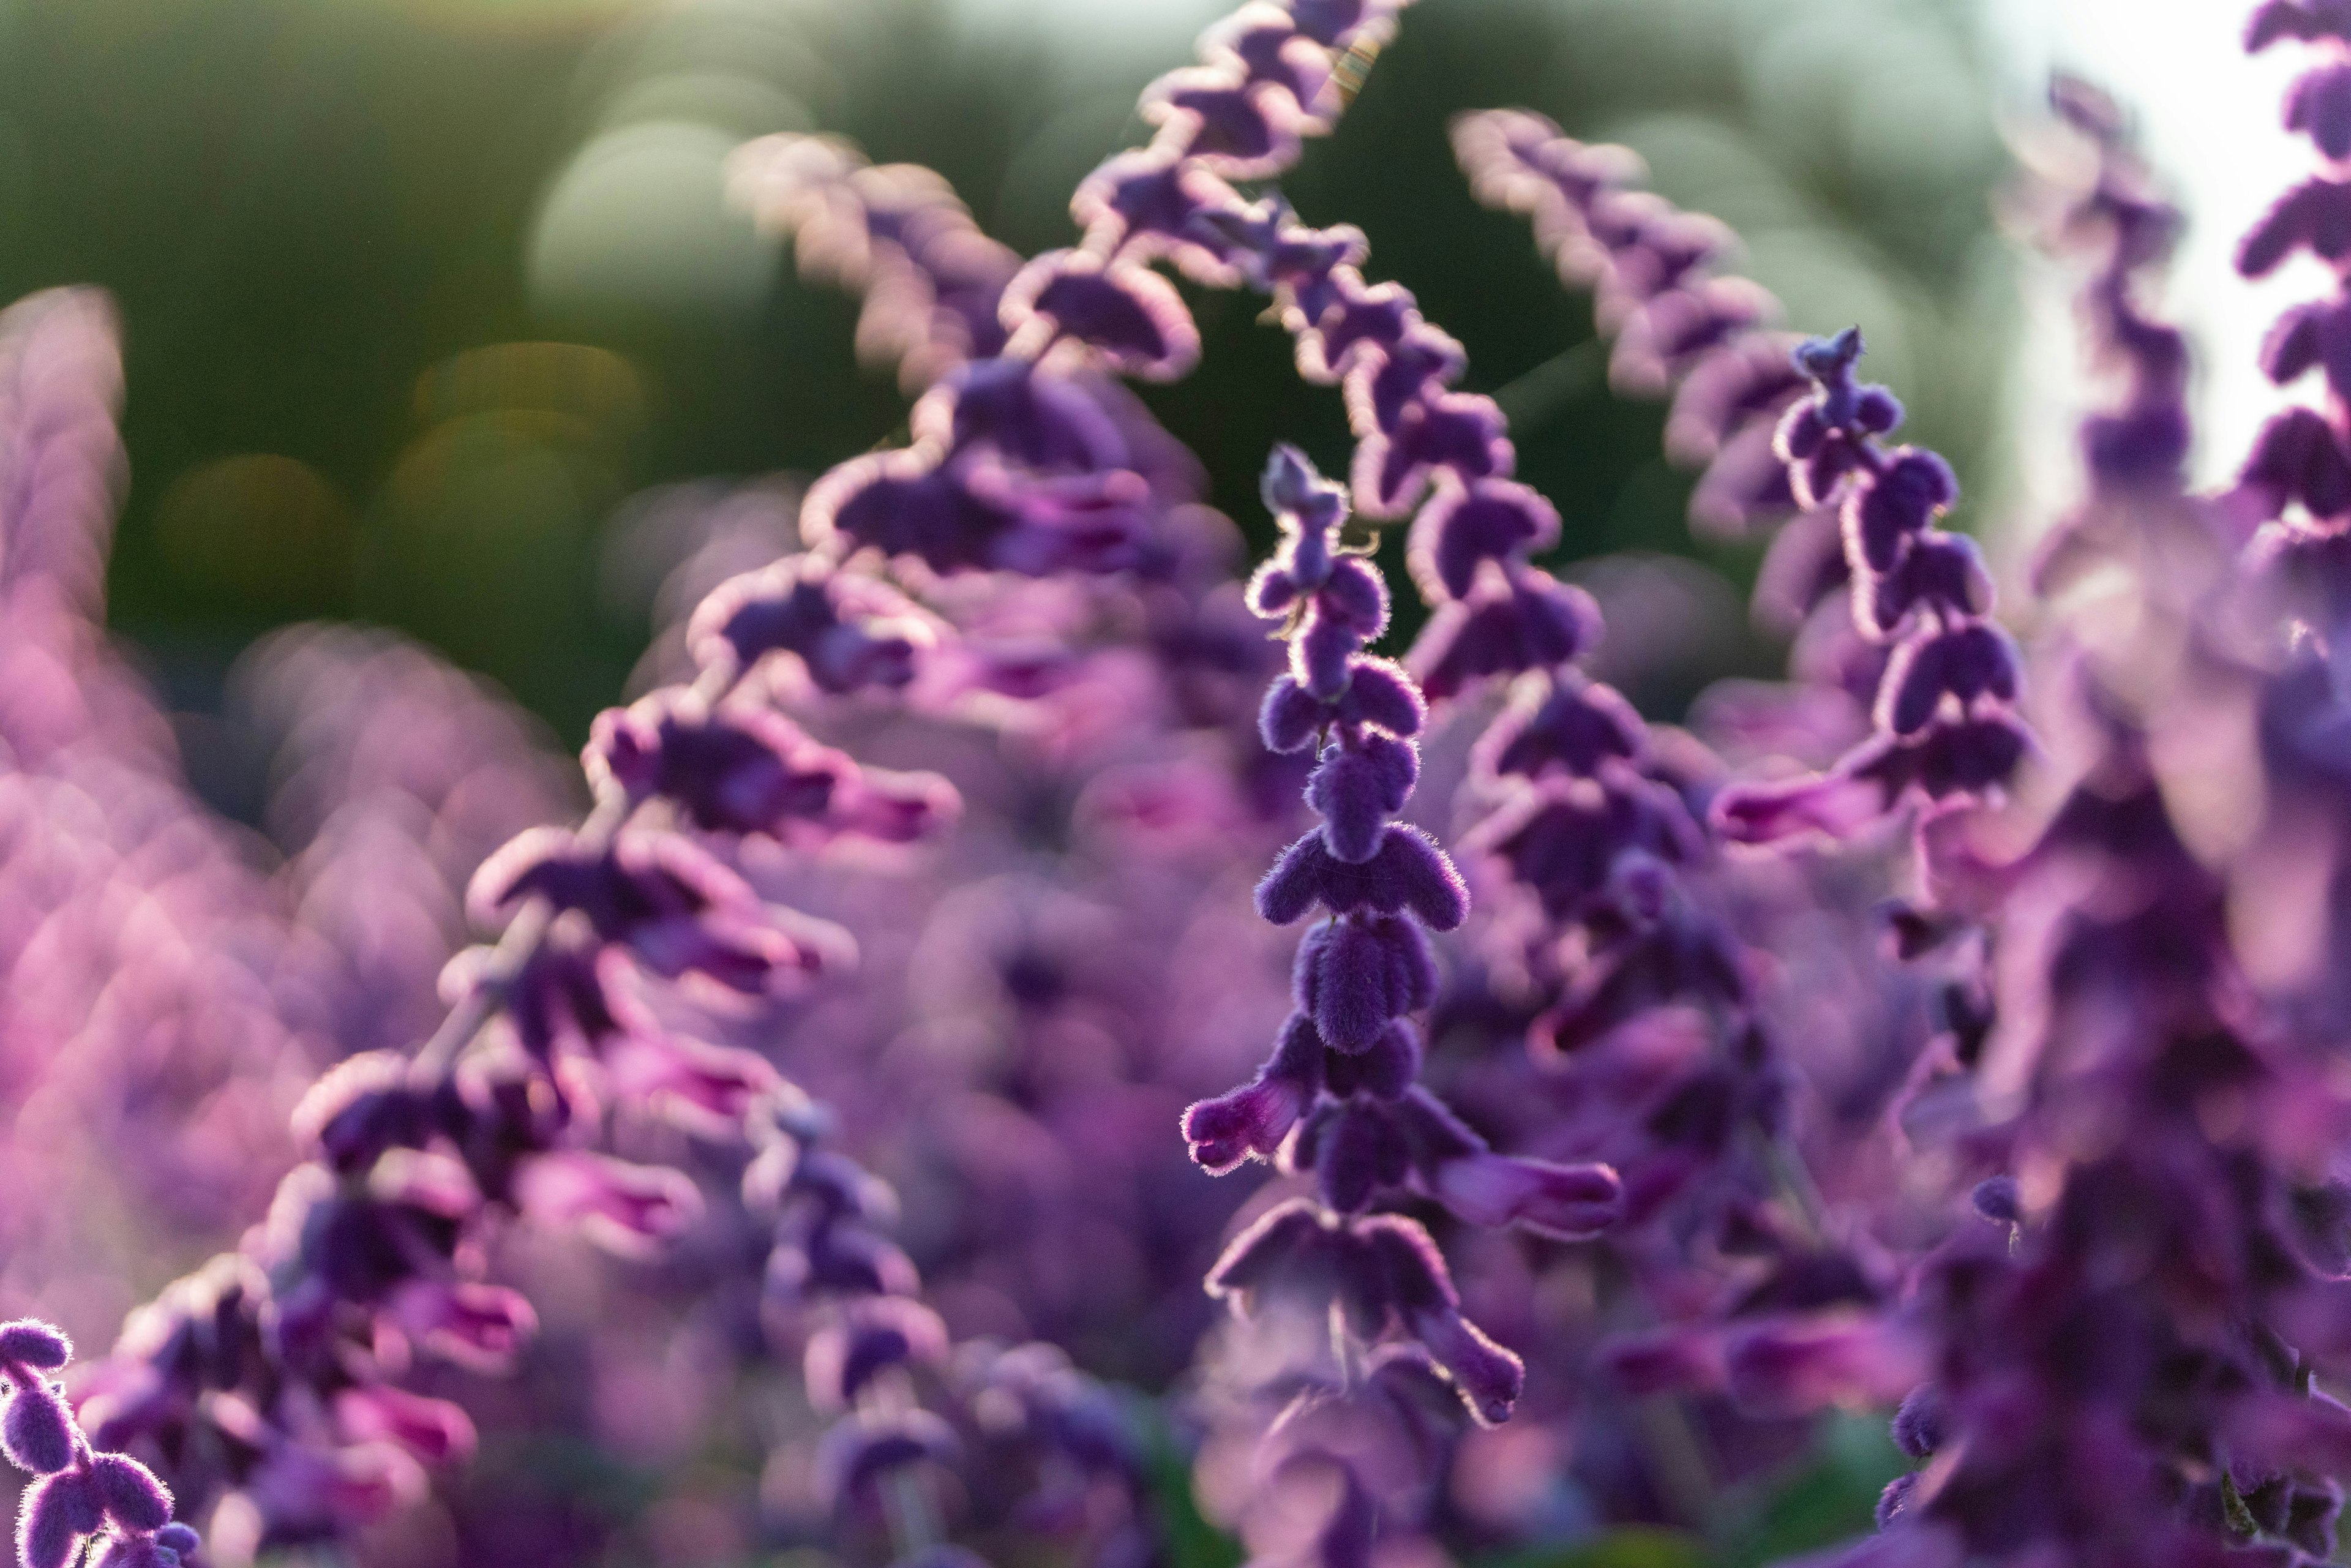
[1314,558,1390,636]
[1844,449,1958,572]
[1256,825,1469,931]
[1409,568,1601,700]
[88,1455,171,1532]
[780,1148,898,1225]
[1248,558,1305,617]
[1298,274,1418,384]
[1259,676,1325,753]
[2237,406,2351,522]
[1351,391,1513,517]
[1341,659,1427,738]
[1002,250,1201,381]
[2240,176,2351,277]
[1183,1013,1325,1172]
[470,828,842,991]
[1323,1018,1421,1099]
[1353,1210,1453,1313]
[1071,143,1250,280]
[1907,715,2031,800]
[0,1325,69,1373]
[1139,63,1304,179]
[1479,670,1644,779]
[1292,912,1437,1049]
[1876,1472,1919,1528]
[688,556,934,690]
[1877,624,2020,737]
[1348,324,1468,435]
[1310,1102,1409,1212]
[1412,1310,1524,1428]
[1868,534,1992,636]
[1611,277,1774,392]
[1346,1224,1521,1425]
[2262,301,2330,388]
[156,1525,200,1555]
[1891,1384,1948,1458]
[1794,326,1864,384]
[1407,476,1562,602]
[1295,611,1364,701]
[1264,441,1345,525]
[1777,410,1863,511]
[1970,1177,2021,1226]
[915,356,1127,471]
[804,1298,950,1412]
[293,1052,440,1171]
[1307,733,1419,862]
[17,1471,100,1568]
[3,1382,77,1474]
[2290,62,2351,159]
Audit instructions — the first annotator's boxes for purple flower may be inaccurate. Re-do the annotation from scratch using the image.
[1708,329,2027,843]
[0,1323,193,1568]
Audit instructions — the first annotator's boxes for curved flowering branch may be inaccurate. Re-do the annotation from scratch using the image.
[2026,80,2197,578]
[1448,110,1806,542]
[1704,330,2027,846]
[2236,1,2351,629]
[727,0,1413,596]
[68,8,1406,1554]
[749,1091,1159,1568]
[1447,111,1807,544]
[1799,56,2351,1568]
[1449,112,2031,847]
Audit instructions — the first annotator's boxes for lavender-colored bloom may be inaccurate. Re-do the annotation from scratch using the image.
[0,1322,193,1567]
[1185,447,1616,1452]
[1706,329,2028,846]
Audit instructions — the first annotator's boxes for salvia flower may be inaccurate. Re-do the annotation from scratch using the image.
[1702,329,2028,846]
[0,1322,197,1568]
[1185,447,1619,1444]
[1788,47,2351,1568]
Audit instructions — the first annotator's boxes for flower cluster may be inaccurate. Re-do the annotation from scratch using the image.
[1451,112,2030,845]
[1179,446,1617,1568]
[1783,40,2351,1568]
[1188,446,1621,1379]
[1703,328,2027,846]
[0,1322,197,1568]
[21,7,2351,1568]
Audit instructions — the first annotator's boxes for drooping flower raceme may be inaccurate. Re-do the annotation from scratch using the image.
[1702,329,2028,847]
[1785,42,2351,1568]
[1182,445,1619,1568]
[1188,448,1622,1376]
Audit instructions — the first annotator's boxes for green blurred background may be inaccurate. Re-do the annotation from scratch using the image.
[2,0,2015,754]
